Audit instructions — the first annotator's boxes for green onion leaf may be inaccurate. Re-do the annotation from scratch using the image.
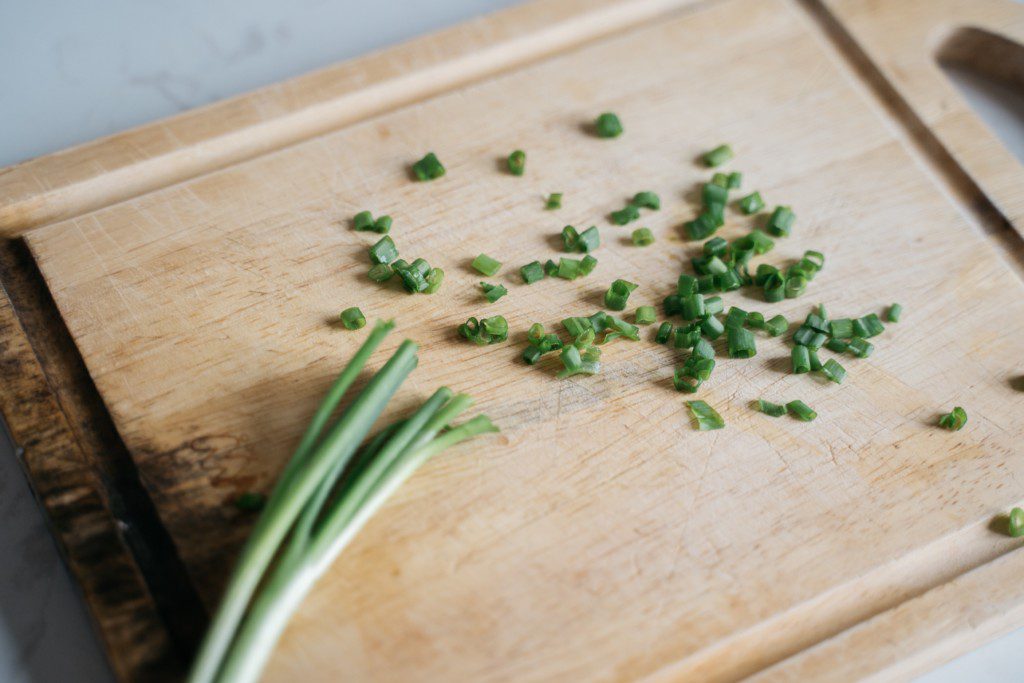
[480,282,507,303]
[507,150,526,176]
[765,206,795,237]
[595,112,623,138]
[369,236,398,265]
[424,267,444,294]
[1008,507,1024,537]
[727,172,742,189]
[604,279,638,311]
[545,192,563,210]
[830,318,854,339]
[579,254,598,276]
[561,225,579,251]
[635,306,656,326]
[738,191,765,215]
[611,204,640,225]
[458,316,508,345]
[471,253,502,276]
[681,293,706,321]
[368,264,393,282]
[353,210,375,232]
[631,191,661,210]
[725,306,748,329]
[938,406,967,431]
[765,314,788,337]
[701,316,725,340]
[655,322,673,344]
[786,400,817,421]
[847,337,874,358]
[704,296,725,316]
[887,303,903,323]
[727,326,756,358]
[755,399,787,417]
[792,345,811,374]
[520,261,545,284]
[557,257,581,280]
[412,152,445,181]
[821,358,846,384]
[686,400,725,430]
[702,144,733,168]
[632,227,655,246]
[373,215,392,234]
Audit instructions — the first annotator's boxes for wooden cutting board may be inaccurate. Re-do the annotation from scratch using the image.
[2,0,1024,681]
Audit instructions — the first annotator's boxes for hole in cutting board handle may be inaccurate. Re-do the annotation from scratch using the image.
[937,26,1024,164]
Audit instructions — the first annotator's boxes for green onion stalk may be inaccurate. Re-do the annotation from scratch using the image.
[188,320,497,683]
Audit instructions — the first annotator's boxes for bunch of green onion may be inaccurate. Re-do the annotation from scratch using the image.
[188,320,497,683]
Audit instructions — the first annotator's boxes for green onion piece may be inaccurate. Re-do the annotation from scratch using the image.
[471,253,502,276]
[604,279,638,311]
[938,406,968,431]
[557,257,581,280]
[353,210,375,231]
[684,212,719,240]
[611,204,640,225]
[817,303,828,322]
[369,236,398,265]
[234,492,266,512]
[655,322,673,344]
[852,318,869,338]
[821,358,846,384]
[424,267,444,294]
[803,250,825,270]
[702,182,729,210]
[766,206,795,237]
[711,172,729,188]
[704,237,729,257]
[793,326,816,347]
[577,226,600,252]
[701,316,724,340]
[677,275,698,298]
[830,318,854,339]
[544,259,558,276]
[545,192,563,210]
[635,306,656,325]
[686,400,725,430]
[674,325,700,349]
[887,303,903,323]
[480,282,507,303]
[692,338,714,359]
[673,368,702,393]
[601,313,640,342]
[681,293,707,321]
[859,313,885,337]
[725,306,748,329]
[808,348,823,372]
[459,315,508,345]
[702,144,733,168]
[696,275,716,293]
[522,346,543,365]
[664,294,683,316]
[412,152,445,181]
[825,338,848,353]
[784,275,807,299]
[595,112,623,138]
[683,354,716,381]
[373,215,392,234]
[792,345,811,374]
[368,263,393,282]
[727,326,756,358]
[745,312,765,329]
[754,263,779,286]
[765,314,788,336]
[1008,507,1024,537]
[727,172,742,189]
[755,399,787,417]
[632,227,655,246]
[507,150,526,176]
[804,313,829,334]
[786,400,817,422]
[339,307,366,330]
[735,229,774,255]
[528,323,545,345]
[579,254,598,276]
[561,225,579,251]
[704,296,725,316]
[847,337,874,358]
[714,269,742,292]
[632,191,660,210]
[395,260,429,293]
[560,345,581,373]
[738,191,764,215]
[563,317,593,340]
[764,273,786,302]
[520,261,545,284]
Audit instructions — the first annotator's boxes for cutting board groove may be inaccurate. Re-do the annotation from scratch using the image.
[2,0,1024,681]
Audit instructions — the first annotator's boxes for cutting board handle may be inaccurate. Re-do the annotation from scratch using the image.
[823,0,1024,235]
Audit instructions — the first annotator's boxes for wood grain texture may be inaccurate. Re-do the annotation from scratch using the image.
[0,0,695,238]
[2,0,1024,680]
[820,0,1024,235]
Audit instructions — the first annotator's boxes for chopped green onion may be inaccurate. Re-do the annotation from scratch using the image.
[522,346,543,365]
[713,269,742,292]
[545,192,563,210]
[792,345,811,374]
[704,296,725,316]
[480,282,507,303]
[579,254,598,276]
[681,354,715,382]
[458,315,508,345]
[677,275,698,297]
[507,150,526,176]
[786,400,817,421]
[765,314,788,336]
[847,337,874,358]
[520,261,545,284]
[692,338,714,359]
[673,368,701,393]
[412,152,445,181]
[686,400,725,430]
[604,279,638,311]
[557,257,581,280]
[369,236,398,265]
[702,144,733,168]
[424,267,444,294]
[784,274,807,299]
[684,212,720,240]
[734,229,774,255]
[601,313,640,342]
[544,259,558,276]
[632,227,655,246]
[697,275,716,293]
[471,253,502,276]
[681,293,706,321]
[765,206,795,237]
[821,358,846,384]
[353,210,375,232]
[631,191,660,210]
[368,263,393,282]
[577,226,600,252]
[655,322,673,344]
[938,406,967,431]
[711,172,729,188]
[825,338,848,353]
[563,317,592,340]
[887,303,903,323]
[635,306,656,325]
[764,272,786,302]
[703,237,729,257]
[755,399,787,417]
[674,325,700,349]
[727,326,756,358]
[561,225,579,251]
[859,313,885,337]
[746,312,765,329]
[395,260,429,293]
[738,191,764,215]
[726,172,742,189]
[1008,507,1024,537]
[830,318,854,339]
[373,215,392,234]
[339,307,366,330]
[702,182,729,211]
[595,112,623,138]
[725,306,748,329]
[234,492,266,512]
[611,204,640,225]
[701,316,724,340]
[808,348,823,372]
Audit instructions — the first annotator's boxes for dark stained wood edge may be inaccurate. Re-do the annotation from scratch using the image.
[0,238,206,682]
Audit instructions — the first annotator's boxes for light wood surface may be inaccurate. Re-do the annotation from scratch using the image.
[3,0,1024,680]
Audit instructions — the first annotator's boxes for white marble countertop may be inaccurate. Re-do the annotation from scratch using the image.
[1,1,1022,681]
